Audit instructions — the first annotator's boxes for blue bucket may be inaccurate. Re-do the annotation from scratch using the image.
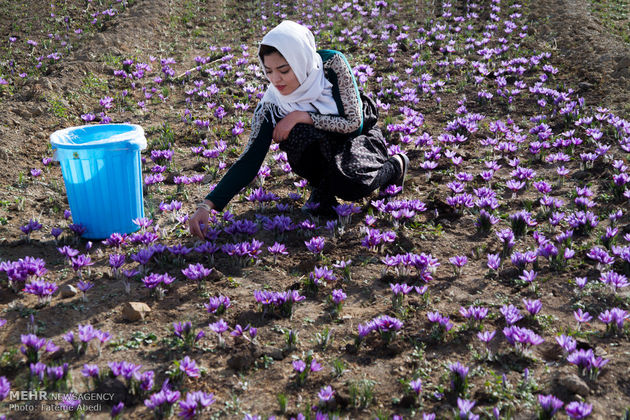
[51,124,147,239]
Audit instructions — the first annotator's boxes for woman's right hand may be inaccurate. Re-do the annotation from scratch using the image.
[188,200,214,240]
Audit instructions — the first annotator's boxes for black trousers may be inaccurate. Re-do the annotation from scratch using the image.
[281,123,400,201]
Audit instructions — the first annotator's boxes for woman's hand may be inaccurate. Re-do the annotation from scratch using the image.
[188,200,215,240]
[272,111,313,142]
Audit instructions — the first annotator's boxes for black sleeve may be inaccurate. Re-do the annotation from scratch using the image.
[205,105,274,211]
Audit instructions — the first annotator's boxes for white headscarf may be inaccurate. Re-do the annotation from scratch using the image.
[259,20,338,118]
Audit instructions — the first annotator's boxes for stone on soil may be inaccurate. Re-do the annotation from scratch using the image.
[59,284,78,298]
[122,302,151,321]
[558,373,590,397]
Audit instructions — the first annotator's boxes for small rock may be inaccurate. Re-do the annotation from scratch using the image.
[59,284,78,298]
[122,302,151,321]
[262,346,284,360]
[558,373,590,397]
[578,81,594,91]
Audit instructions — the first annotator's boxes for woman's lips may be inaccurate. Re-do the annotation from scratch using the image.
[276,85,286,91]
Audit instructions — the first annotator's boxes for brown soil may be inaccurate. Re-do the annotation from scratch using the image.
[0,0,629,419]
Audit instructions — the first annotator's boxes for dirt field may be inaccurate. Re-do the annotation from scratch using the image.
[1,0,629,418]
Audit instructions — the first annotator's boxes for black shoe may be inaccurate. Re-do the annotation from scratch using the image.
[379,154,409,196]
[394,153,410,190]
[301,188,338,218]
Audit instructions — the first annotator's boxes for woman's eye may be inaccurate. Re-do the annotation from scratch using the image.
[280,71,289,75]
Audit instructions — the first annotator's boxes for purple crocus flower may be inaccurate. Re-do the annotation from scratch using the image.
[500,304,523,325]
[487,253,501,271]
[565,401,592,419]
[77,280,93,293]
[331,289,346,304]
[179,356,200,378]
[20,219,43,238]
[304,236,325,255]
[70,254,93,277]
[292,359,306,373]
[50,227,63,240]
[573,309,592,329]
[111,401,124,418]
[538,394,563,417]
[477,330,496,344]
[456,397,476,418]
[0,376,10,401]
[598,307,629,333]
[204,295,231,315]
[309,266,336,285]
[600,271,629,293]
[181,263,213,283]
[68,223,87,236]
[144,382,181,413]
[57,245,80,261]
[209,319,229,347]
[267,242,288,263]
[24,279,58,305]
[178,391,215,419]
[459,306,489,328]
[30,362,46,381]
[81,364,100,378]
[519,269,537,284]
[523,299,542,316]
[449,255,467,276]
[318,385,335,403]
[555,334,577,354]
[409,378,422,395]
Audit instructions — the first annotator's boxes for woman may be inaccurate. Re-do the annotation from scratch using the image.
[189,20,408,240]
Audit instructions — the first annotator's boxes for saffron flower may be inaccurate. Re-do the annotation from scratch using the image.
[329,289,347,316]
[173,321,204,349]
[0,376,11,401]
[598,307,628,335]
[293,352,321,385]
[487,253,501,271]
[77,280,94,302]
[556,334,577,354]
[181,263,213,286]
[24,279,58,305]
[209,319,229,347]
[449,255,467,277]
[523,299,542,317]
[573,309,592,330]
[20,219,43,241]
[477,330,496,359]
[267,242,288,264]
[178,356,200,379]
[70,254,93,278]
[565,401,592,419]
[144,381,181,418]
[204,295,231,315]
[448,362,469,394]
[409,378,422,396]
[305,236,325,256]
[178,391,215,419]
[318,385,335,404]
[357,315,404,343]
[390,283,413,312]
[537,394,563,419]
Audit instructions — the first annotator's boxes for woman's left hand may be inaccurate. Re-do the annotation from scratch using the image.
[273,111,313,142]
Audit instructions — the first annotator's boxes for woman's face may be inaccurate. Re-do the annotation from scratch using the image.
[263,52,300,96]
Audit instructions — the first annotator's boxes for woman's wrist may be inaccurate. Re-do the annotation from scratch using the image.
[300,111,313,125]
[196,199,215,212]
